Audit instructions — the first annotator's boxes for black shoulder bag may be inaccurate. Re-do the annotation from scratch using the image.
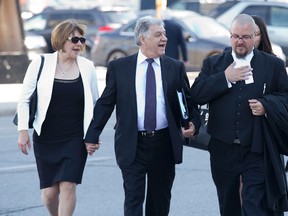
[13,55,44,128]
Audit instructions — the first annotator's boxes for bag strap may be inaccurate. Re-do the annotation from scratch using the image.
[36,55,44,81]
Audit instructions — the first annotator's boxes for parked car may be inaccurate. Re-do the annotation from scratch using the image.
[210,1,288,64]
[23,7,136,57]
[90,11,231,71]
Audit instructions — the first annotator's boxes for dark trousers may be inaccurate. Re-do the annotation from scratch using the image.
[119,129,175,216]
[208,138,275,216]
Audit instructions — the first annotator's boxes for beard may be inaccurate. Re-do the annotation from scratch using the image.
[235,49,248,58]
[234,45,250,58]
[235,52,247,58]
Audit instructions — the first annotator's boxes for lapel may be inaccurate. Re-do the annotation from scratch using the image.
[38,52,57,100]
[77,56,89,87]
[214,49,233,73]
[250,49,267,84]
[160,55,170,96]
[223,49,234,69]
[127,54,138,108]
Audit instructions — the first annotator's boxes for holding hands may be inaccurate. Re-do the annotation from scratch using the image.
[85,142,101,156]
[182,122,196,138]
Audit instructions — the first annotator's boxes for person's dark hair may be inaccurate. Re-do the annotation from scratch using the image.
[251,15,273,55]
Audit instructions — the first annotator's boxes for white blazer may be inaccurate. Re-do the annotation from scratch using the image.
[17,52,99,137]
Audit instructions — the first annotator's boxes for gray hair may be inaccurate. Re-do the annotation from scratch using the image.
[134,16,164,46]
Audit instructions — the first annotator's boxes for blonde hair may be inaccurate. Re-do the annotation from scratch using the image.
[51,19,87,53]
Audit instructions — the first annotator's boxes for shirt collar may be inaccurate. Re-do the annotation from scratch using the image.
[137,50,160,66]
[231,48,254,62]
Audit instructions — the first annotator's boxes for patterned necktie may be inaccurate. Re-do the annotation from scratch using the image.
[144,58,156,132]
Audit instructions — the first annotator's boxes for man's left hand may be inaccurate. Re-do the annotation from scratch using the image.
[182,122,196,138]
[248,99,266,116]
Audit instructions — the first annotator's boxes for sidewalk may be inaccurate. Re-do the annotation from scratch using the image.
[0,84,22,116]
[0,68,199,116]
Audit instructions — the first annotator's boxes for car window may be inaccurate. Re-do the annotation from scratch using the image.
[241,6,269,23]
[123,22,136,33]
[181,17,229,39]
[47,13,77,29]
[271,7,288,27]
[44,12,101,29]
[169,2,186,10]
[209,2,237,18]
[186,3,200,12]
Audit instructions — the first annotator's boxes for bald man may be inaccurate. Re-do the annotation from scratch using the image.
[191,14,288,216]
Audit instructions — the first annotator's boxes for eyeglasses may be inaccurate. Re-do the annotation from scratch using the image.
[230,34,254,41]
[67,36,86,44]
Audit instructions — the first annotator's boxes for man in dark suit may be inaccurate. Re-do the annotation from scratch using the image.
[191,14,288,216]
[85,16,200,216]
[163,19,188,65]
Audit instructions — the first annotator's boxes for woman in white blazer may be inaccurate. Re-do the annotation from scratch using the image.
[17,19,99,216]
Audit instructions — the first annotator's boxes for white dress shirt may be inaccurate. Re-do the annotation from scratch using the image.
[135,51,168,131]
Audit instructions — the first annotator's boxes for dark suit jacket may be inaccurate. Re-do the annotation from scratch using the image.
[85,54,200,166]
[191,48,288,146]
[259,93,288,155]
[258,94,288,212]
[164,19,188,61]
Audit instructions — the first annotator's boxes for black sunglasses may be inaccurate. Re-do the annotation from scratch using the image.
[67,36,86,44]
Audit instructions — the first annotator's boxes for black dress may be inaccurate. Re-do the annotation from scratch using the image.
[33,76,87,189]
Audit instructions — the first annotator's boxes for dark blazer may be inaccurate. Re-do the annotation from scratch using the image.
[85,54,200,166]
[191,48,288,146]
[258,93,288,155]
[257,94,288,212]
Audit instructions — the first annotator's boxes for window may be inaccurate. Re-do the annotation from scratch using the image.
[76,13,99,26]
[209,1,237,18]
[124,22,136,33]
[48,13,75,29]
[242,6,270,24]
[270,7,288,27]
